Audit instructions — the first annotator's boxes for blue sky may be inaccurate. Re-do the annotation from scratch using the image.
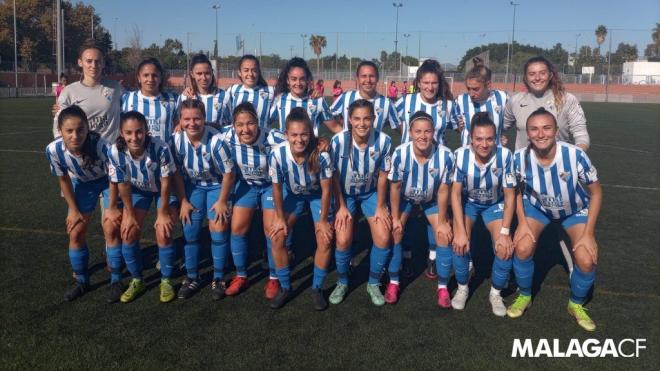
[84,0,658,64]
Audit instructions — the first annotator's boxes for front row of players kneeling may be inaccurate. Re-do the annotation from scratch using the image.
[47,98,602,331]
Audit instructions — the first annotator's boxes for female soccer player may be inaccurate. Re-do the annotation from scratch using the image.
[508,108,601,331]
[170,99,235,300]
[46,105,120,302]
[179,54,231,129]
[503,56,589,151]
[223,102,287,300]
[53,40,122,143]
[452,57,508,147]
[329,99,393,306]
[330,61,399,132]
[387,111,454,306]
[122,58,178,140]
[227,55,273,128]
[107,111,178,303]
[270,57,336,135]
[450,112,516,315]
[267,108,335,310]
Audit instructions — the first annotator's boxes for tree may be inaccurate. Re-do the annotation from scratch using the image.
[644,23,660,58]
[309,35,326,73]
[595,25,608,74]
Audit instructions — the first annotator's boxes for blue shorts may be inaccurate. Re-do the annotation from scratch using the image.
[233,180,274,210]
[523,199,588,230]
[132,187,178,211]
[185,182,222,220]
[400,199,438,216]
[283,192,334,223]
[71,176,110,214]
[464,201,505,226]
[344,191,379,218]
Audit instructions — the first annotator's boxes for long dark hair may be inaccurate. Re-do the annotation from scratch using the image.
[469,111,496,137]
[274,57,313,97]
[413,59,453,101]
[238,54,268,87]
[136,57,166,93]
[189,53,217,95]
[346,99,375,166]
[117,111,151,152]
[285,107,322,174]
[523,56,565,110]
[57,105,99,169]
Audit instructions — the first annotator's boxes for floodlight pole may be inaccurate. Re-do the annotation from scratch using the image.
[13,0,18,97]
[56,0,62,83]
[504,1,519,88]
[393,2,403,72]
[212,4,220,58]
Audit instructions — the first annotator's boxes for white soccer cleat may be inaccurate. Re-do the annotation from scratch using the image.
[489,292,507,317]
[451,286,469,310]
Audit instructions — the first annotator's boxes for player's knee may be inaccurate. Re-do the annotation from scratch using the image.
[574,256,595,272]
[335,232,352,250]
[231,222,250,236]
[514,244,534,260]
[68,229,86,246]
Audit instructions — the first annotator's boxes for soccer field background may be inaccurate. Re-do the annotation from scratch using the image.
[0,98,658,368]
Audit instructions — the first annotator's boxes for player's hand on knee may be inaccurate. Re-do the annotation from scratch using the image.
[573,233,598,265]
[495,234,514,260]
[179,200,195,225]
[513,222,536,248]
[334,206,352,232]
[66,209,84,234]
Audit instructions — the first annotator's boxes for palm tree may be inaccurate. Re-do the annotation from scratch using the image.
[309,35,327,74]
[652,23,660,56]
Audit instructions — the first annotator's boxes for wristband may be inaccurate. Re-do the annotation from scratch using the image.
[500,227,510,236]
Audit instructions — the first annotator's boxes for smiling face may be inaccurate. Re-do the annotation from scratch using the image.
[233,111,259,145]
[470,124,496,160]
[60,116,88,154]
[418,72,439,103]
[524,62,552,95]
[287,67,308,98]
[238,59,259,88]
[286,120,311,156]
[466,78,490,102]
[191,62,213,93]
[409,118,434,154]
[138,63,162,96]
[78,48,104,82]
[526,113,558,152]
[349,106,374,141]
[357,65,378,96]
[121,118,147,154]
[180,107,205,138]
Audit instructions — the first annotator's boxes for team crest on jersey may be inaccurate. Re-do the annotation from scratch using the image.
[375,107,383,114]
[587,167,598,179]
[492,167,502,176]
[214,102,220,111]
[202,151,211,162]
[576,208,589,216]
[559,171,570,181]
[307,106,317,115]
[369,149,376,158]
[505,173,515,184]
[102,87,113,101]
[259,91,268,99]
[429,167,438,176]
[495,105,502,113]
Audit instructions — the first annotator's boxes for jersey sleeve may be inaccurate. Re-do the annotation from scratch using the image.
[451,150,464,183]
[268,96,280,124]
[318,98,332,122]
[394,97,405,124]
[386,99,400,129]
[442,151,455,185]
[120,91,130,112]
[45,143,66,177]
[449,101,462,130]
[564,94,590,148]
[503,98,516,131]
[158,143,177,178]
[220,91,231,127]
[211,137,234,174]
[576,150,598,184]
[107,149,126,183]
[380,136,393,173]
[388,149,402,182]
[319,152,334,180]
[502,149,517,188]
[329,93,344,116]
[268,150,283,184]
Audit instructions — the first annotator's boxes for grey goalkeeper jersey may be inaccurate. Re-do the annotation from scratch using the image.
[53,80,123,142]
[503,89,589,150]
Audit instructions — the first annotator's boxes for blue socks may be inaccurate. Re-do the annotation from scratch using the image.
[491,256,512,290]
[266,238,277,279]
[435,245,452,286]
[513,255,534,296]
[368,244,390,284]
[183,242,200,279]
[388,242,402,282]
[121,242,143,279]
[211,231,228,280]
[276,266,291,290]
[159,245,176,279]
[230,233,248,277]
[106,245,123,283]
[453,251,470,285]
[68,246,89,284]
[312,266,328,289]
[335,249,351,285]
[570,266,596,304]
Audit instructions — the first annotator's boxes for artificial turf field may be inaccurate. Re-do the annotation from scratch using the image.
[0,98,658,369]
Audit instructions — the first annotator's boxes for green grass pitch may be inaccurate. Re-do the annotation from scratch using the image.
[0,98,658,368]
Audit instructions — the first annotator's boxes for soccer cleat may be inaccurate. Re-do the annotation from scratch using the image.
[402,257,414,278]
[160,278,176,303]
[366,284,385,306]
[264,278,281,300]
[384,283,400,304]
[425,259,437,280]
[310,288,328,311]
[177,277,200,300]
[451,285,469,310]
[211,279,227,301]
[436,288,451,309]
[568,301,596,332]
[489,292,507,317]
[106,282,124,304]
[506,294,532,318]
[63,281,87,302]
[329,282,348,305]
[269,288,291,309]
[225,276,248,296]
[120,278,145,303]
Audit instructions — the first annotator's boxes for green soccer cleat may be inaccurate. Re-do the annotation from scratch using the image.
[366,284,385,306]
[568,301,596,332]
[329,282,349,305]
[506,294,532,318]
[160,278,176,303]
[120,278,145,303]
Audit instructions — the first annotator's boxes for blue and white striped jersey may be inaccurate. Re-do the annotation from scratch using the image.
[388,141,454,205]
[513,141,598,219]
[178,90,231,128]
[227,84,274,128]
[330,90,400,131]
[107,138,177,193]
[269,142,334,196]
[395,93,457,145]
[452,90,507,146]
[169,126,233,187]
[331,129,392,196]
[46,135,110,182]
[224,127,286,186]
[121,91,178,140]
[452,145,516,205]
[269,93,331,135]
